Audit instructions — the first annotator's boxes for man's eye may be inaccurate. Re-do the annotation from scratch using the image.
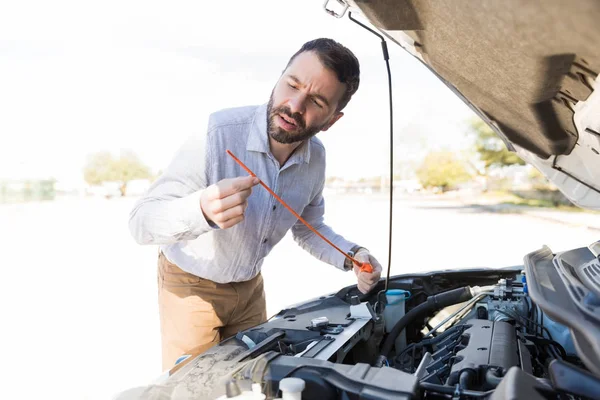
[288,83,298,90]
[312,98,323,108]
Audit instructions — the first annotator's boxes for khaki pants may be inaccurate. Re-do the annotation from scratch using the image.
[157,252,267,371]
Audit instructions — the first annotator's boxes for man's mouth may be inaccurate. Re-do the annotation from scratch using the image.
[276,113,299,131]
[279,113,297,126]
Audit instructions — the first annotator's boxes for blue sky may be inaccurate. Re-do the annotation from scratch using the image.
[0,0,476,183]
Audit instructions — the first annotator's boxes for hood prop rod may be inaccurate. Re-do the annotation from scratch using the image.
[349,12,394,308]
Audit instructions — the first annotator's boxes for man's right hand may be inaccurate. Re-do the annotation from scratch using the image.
[200,176,259,229]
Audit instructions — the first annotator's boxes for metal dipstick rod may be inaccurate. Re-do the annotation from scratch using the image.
[226,149,373,273]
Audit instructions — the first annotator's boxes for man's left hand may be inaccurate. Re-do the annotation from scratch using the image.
[353,249,382,294]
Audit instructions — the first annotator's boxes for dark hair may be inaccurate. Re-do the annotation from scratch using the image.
[286,38,360,111]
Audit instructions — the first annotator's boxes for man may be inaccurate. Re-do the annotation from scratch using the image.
[129,38,383,370]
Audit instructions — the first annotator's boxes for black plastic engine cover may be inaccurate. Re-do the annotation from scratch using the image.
[264,355,418,400]
[449,320,519,385]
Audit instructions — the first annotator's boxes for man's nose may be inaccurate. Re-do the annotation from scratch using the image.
[288,93,306,115]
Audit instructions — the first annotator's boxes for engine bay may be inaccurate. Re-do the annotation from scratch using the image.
[123,244,600,399]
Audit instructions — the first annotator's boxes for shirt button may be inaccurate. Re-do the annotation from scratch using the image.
[263,238,268,244]
[272,205,276,211]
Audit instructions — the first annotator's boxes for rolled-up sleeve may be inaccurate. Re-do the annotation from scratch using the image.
[128,130,217,245]
[291,178,357,270]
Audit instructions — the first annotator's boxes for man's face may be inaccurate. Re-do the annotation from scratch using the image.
[267,51,346,144]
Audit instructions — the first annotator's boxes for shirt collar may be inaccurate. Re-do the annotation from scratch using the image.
[286,137,311,166]
[247,103,311,165]
[246,103,270,154]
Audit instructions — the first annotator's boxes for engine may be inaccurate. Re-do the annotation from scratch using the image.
[119,266,600,400]
[399,319,520,388]
[393,279,566,391]
[389,277,584,398]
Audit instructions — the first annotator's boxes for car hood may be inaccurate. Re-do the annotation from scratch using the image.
[337,0,600,210]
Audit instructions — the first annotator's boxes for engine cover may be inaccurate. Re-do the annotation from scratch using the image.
[449,319,519,385]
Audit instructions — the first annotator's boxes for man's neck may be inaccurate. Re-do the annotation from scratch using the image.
[269,137,303,167]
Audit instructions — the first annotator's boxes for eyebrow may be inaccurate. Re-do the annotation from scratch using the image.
[288,75,331,107]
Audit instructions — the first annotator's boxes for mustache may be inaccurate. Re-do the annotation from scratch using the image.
[272,106,305,129]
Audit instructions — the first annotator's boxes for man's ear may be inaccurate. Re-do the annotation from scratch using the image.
[321,112,344,132]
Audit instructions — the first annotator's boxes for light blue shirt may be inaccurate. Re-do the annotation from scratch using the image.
[128,104,357,283]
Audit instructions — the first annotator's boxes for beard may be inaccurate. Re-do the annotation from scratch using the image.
[266,95,325,144]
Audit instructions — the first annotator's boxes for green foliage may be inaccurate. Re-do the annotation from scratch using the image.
[416,151,472,191]
[527,167,554,190]
[83,151,114,186]
[83,150,151,196]
[111,150,152,184]
[470,118,525,170]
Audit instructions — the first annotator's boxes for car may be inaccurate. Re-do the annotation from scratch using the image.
[116,1,600,398]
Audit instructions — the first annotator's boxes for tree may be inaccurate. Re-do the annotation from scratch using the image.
[83,150,151,196]
[416,151,472,191]
[470,118,525,171]
[83,151,114,186]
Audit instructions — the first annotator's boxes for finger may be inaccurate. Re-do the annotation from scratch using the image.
[363,276,379,286]
[352,260,368,270]
[211,189,252,213]
[219,215,244,229]
[371,259,383,271]
[358,272,377,283]
[354,254,370,264]
[363,256,383,274]
[353,252,371,270]
[359,270,380,285]
[206,176,258,199]
[210,176,259,199]
[213,203,246,223]
[359,280,376,294]
[358,272,379,286]
[354,264,374,277]
[357,282,368,294]
[357,272,373,285]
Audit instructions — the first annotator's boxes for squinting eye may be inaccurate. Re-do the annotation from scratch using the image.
[312,98,323,108]
[288,83,298,90]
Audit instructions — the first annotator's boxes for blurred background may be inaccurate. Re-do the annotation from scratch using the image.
[1,1,598,399]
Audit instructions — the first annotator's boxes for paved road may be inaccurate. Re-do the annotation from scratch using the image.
[1,194,597,399]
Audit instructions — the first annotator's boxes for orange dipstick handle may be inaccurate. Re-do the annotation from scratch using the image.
[226,149,373,273]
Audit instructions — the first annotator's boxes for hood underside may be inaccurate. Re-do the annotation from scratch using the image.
[343,0,600,209]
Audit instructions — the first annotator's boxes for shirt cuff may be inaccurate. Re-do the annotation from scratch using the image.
[343,244,367,271]
[179,190,218,236]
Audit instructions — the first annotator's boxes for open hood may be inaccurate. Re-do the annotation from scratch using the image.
[115,4,600,399]
[330,0,600,210]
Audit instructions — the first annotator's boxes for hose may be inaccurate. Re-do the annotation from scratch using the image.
[459,369,475,390]
[485,369,503,388]
[422,290,494,339]
[375,286,473,367]
[419,382,494,398]
[399,324,465,360]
